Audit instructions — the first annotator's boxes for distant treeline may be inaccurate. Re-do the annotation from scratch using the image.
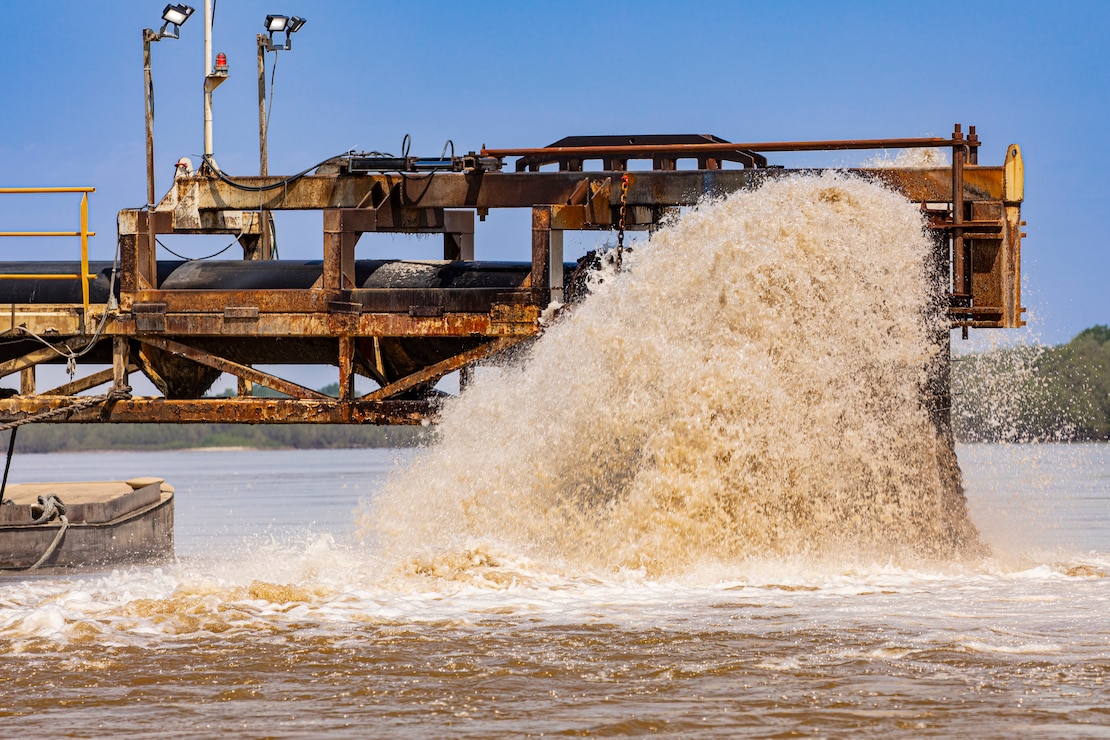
[13,382,427,452]
[9,328,1109,451]
[14,423,425,453]
[16,421,424,452]
[953,325,1110,442]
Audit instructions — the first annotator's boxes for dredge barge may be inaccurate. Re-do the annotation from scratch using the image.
[0,127,1024,427]
[0,126,1024,570]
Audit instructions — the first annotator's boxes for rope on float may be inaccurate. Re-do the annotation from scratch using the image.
[26,494,68,571]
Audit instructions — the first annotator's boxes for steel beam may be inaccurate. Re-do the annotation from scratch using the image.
[3,130,1023,425]
[152,167,1011,214]
[0,397,434,424]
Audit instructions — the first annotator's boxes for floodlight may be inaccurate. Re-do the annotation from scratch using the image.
[158,3,194,39]
[265,15,289,33]
[162,4,194,25]
[263,13,307,51]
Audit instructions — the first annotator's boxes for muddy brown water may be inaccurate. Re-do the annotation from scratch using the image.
[3,177,1107,736]
[1,445,1107,738]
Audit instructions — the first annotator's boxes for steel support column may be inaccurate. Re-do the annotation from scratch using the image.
[531,206,563,304]
[322,209,358,290]
[338,336,355,401]
[113,337,130,391]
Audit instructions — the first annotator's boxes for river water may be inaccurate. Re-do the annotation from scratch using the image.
[0,445,1107,737]
[3,174,1109,737]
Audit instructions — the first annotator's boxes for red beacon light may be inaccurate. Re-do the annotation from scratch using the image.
[214,52,228,74]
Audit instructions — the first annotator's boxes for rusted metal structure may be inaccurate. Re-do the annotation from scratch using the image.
[0,124,1024,425]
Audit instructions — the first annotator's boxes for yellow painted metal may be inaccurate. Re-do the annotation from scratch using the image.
[0,186,98,316]
[0,187,95,194]
[0,274,99,280]
[1004,144,1024,202]
[80,193,90,310]
[0,232,98,237]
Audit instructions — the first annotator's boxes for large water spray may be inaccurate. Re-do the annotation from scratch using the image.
[360,172,980,574]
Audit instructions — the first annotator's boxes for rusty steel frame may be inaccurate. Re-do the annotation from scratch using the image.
[0,397,434,424]
[0,125,1024,425]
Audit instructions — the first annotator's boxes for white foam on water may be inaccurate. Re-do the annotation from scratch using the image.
[1,533,1107,648]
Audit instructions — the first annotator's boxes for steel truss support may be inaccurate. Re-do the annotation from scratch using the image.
[0,127,1022,425]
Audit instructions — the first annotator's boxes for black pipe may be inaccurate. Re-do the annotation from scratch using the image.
[0,259,579,298]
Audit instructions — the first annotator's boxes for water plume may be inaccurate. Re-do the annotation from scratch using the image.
[359,172,980,575]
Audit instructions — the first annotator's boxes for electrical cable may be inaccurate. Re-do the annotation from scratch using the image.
[270,214,279,259]
[392,136,460,206]
[397,137,455,179]
[203,151,353,192]
[205,135,458,193]
[264,45,277,151]
[8,233,122,374]
[156,236,236,261]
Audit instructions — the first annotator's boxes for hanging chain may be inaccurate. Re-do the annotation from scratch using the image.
[616,172,630,270]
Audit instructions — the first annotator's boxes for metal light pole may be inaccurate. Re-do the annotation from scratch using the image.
[144,28,158,256]
[257,34,271,259]
[257,15,306,260]
[143,5,194,270]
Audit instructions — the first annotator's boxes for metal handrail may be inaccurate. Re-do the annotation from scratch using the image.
[0,187,98,314]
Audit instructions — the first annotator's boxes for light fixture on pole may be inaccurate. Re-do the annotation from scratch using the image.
[157,3,195,39]
[145,5,194,272]
[257,14,306,259]
[263,15,306,51]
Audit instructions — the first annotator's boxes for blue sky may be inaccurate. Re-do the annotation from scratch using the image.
[0,0,1106,346]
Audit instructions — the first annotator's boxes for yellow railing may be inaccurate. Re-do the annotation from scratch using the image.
[0,187,98,314]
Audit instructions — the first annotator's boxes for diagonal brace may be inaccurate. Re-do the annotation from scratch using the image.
[0,338,94,380]
[361,336,525,402]
[139,336,330,400]
[41,364,139,397]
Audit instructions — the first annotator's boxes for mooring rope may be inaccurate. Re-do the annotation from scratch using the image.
[26,494,68,571]
[31,493,65,525]
[0,386,132,432]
